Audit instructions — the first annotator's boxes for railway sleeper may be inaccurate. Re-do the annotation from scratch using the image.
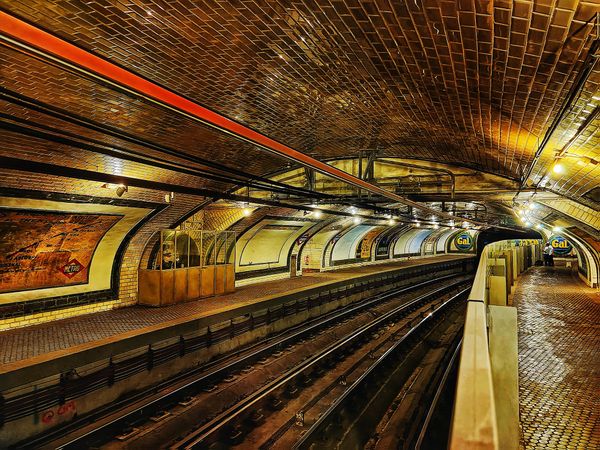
[179,291,468,449]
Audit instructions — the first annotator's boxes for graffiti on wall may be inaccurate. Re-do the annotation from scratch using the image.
[0,209,122,293]
[41,400,77,425]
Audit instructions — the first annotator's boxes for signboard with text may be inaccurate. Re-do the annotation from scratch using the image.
[0,210,121,293]
[549,235,572,256]
[454,233,473,251]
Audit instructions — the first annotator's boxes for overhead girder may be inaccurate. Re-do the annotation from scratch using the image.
[0,11,513,231]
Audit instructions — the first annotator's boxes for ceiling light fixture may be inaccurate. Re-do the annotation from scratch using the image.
[115,185,127,197]
[313,210,322,218]
[1,12,518,233]
[353,217,361,225]
[101,183,127,197]
[552,163,565,174]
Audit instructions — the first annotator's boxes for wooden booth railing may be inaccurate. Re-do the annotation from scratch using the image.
[139,230,236,307]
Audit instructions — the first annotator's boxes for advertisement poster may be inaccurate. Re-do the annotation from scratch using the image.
[0,210,122,293]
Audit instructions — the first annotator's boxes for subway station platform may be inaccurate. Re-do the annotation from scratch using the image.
[515,266,600,450]
[0,254,471,389]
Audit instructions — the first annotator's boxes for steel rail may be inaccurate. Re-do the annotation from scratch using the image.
[292,287,469,450]
[174,283,470,449]
[28,268,469,450]
[414,339,462,450]
[0,11,505,229]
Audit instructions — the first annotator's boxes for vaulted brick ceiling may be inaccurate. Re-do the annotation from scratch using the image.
[0,1,599,214]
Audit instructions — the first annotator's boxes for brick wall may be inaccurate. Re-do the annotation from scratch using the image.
[183,204,248,231]
[0,168,203,330]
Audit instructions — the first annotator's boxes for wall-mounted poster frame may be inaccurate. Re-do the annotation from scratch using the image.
[0,189,164,305]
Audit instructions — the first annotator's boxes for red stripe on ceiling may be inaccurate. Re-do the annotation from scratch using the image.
[0,11,482,226]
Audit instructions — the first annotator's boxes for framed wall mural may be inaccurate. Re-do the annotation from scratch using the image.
[0,210,122,293]
[0,194,158,305]
[358,228,383,259]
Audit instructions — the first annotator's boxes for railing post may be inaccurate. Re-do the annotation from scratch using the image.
[107,357,115,386]
[147,345,154,371]
[0,394,4,428]
[179,335,186,357]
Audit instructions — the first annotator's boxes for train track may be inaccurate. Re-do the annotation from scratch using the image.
[413,339,462,450]
[170,283,470,449]
[20,270,470,450]
[293,289,466,450]
[368,317,463,450]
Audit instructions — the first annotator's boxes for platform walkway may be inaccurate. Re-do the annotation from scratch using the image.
[515,266,600,450]
[0,255,469,368]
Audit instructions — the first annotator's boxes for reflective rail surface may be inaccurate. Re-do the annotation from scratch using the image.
[16,271,471,449]
[172,283,470,449]
[292,287,470,450]
[414,339,462,449]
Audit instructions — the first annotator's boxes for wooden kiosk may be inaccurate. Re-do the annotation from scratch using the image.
[139,229,236,306]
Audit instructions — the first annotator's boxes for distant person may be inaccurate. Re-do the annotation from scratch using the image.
[548,242,554,266]
[543,243,551,266]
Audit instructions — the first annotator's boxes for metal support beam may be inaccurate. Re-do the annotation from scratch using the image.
[377,158,456,199]
[304,167,315,192]
[0,11,509,229]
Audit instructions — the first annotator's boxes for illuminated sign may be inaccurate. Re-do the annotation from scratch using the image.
[549,235,572,256]
[455,233,473,251]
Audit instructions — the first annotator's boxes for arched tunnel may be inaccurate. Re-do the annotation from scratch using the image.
[0,3,598,450]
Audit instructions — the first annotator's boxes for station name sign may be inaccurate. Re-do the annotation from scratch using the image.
[549,235,572,256]
[454,233,473,251]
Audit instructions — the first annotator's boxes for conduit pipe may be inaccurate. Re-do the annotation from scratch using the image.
[377,158,456,199]
[0,11,499,229]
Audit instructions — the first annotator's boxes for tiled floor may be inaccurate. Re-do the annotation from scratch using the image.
[515,266,600,450]
[0,255,467,365]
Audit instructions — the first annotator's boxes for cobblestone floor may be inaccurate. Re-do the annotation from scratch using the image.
[0,255,466,365]
[515,266,600,450]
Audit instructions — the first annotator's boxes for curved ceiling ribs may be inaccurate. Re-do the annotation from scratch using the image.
[0,10,487,228]
[0,2,598,238]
